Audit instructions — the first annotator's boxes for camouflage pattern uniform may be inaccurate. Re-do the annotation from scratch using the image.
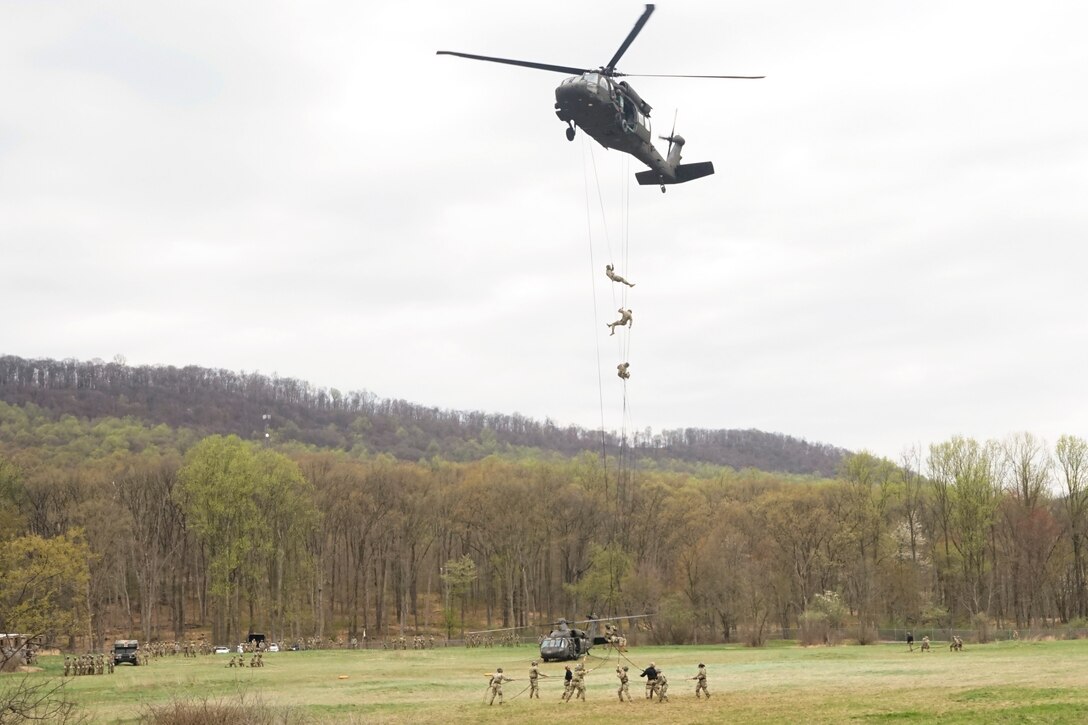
[693,663,709,698]
[616,666,632,702]
[607,308,633,335]
[655,670,669,703]
[606,264,636,288]
[562,665,573,700]
[617,362,631,380]
[528,661,544,699]
[488,668,513,705]
[571,663,587,701]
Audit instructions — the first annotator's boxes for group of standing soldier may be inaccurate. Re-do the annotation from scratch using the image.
[226,652,264,668]
[488,659,710,705]
[383,635,437,649]
[63,654,113,676]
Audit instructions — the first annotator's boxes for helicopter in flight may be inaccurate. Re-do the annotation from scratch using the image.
[468,613,650,663]
[438,4,762,192]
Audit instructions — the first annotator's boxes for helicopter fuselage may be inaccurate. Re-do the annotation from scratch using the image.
[539,627,593,662]
[555,73,679,181]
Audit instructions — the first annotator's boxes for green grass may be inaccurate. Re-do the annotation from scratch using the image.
[11,639,1088,723]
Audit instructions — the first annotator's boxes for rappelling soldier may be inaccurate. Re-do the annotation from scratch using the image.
[488,667,514,705]
[617,362,631,380]
[692,663,710,698]
[606,264,635,288]
[607,307,633,335]
[616,665,632,702]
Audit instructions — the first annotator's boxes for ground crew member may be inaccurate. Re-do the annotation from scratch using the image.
[488,667,513,706]
[617,665,632,702]
[655,668,669,702]
[566,663,587,701]
[640,662,658,699]
[606,264,635,288]
[617,362,631,380]
[921,635,930,652]
[907,631,914,651]
[561,664,573,699]
[607,308,633,335]
[528,660,547,698]
[692,663,710,698]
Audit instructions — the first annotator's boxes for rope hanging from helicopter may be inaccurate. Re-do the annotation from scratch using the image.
[581,137,637,531]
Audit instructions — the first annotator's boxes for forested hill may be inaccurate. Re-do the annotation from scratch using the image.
[0,355,846,475]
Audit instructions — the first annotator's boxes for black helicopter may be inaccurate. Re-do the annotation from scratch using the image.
[438,4,762,192]
[468,614,649,663]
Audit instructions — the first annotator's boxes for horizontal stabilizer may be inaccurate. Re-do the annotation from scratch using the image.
[636,161,715,186]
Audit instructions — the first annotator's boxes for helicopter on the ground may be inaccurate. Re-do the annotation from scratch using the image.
[438,4,762,192]
[468,613,650,663]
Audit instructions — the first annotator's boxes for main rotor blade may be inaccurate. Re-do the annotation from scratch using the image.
[605,4,655,73]
[615,72,765,79]
[437,51,586,76]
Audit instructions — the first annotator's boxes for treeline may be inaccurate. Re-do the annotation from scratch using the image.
[2,402,1087,650]
[0,355,846,475]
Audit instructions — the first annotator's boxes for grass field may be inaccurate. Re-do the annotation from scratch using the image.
[16,638,1088,723]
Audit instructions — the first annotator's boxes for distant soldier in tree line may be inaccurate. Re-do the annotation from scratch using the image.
[691,663,710,699]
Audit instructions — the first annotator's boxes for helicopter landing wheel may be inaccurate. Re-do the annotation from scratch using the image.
[565,125,576,141]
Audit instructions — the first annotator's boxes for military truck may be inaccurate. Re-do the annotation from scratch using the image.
[113,639,139,666]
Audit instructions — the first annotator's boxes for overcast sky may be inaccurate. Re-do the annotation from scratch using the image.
[3,1,1087,459]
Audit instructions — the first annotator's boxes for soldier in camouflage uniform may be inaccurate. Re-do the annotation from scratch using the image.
[607,308,633,336]
[654,668,669,703]
[616,665,633,702]
[617,362,631,380]
[561,665,573,700]
[528,660,547,699]
[488,667,514,705]
[565,663,587,702]
[691,663,710,698]
[605,264,636,288]
[63,656,71,677]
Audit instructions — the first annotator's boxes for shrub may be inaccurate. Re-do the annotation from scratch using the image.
[143,693,304,725]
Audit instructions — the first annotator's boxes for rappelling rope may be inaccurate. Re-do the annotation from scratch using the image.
[582,137,608,466]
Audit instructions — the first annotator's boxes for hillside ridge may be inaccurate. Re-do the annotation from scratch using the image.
[0,354,846,475]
